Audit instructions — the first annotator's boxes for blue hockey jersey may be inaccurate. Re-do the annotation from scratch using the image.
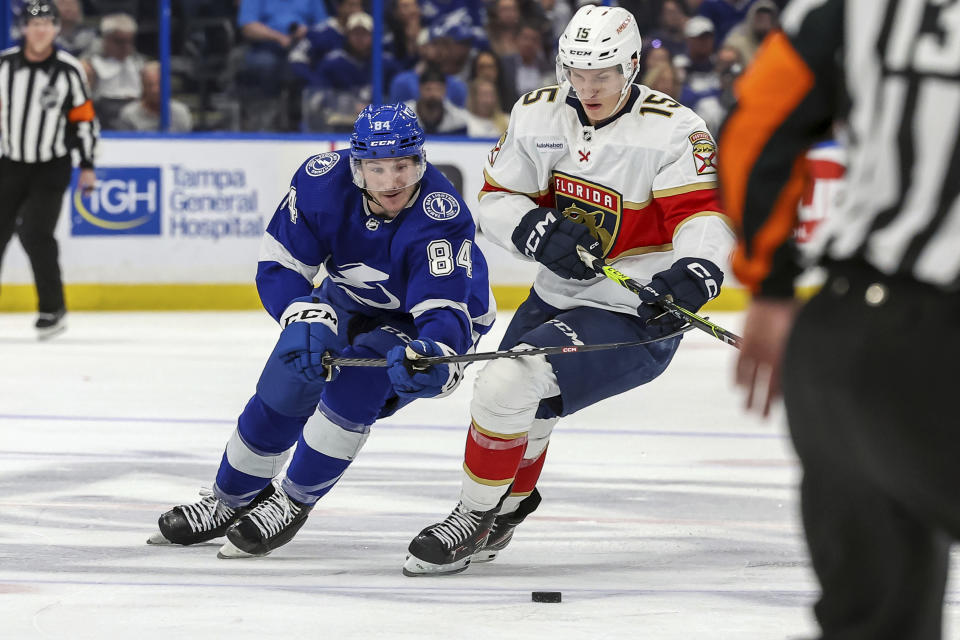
[256,149,495,355]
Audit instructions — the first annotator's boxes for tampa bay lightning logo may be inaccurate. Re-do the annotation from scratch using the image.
[305,152,340,177]
[423,192,460,221]
[327,262,400,309]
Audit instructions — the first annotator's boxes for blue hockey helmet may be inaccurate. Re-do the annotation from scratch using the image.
[350,103,427,189]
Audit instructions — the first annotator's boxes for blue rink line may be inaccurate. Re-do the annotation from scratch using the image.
[0,413,786,440]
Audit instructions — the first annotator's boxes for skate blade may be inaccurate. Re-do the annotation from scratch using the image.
[37,324,67,341]
[217,540,260,559]
[401,554,472,577]
[146,531,171,545]
[470,549,499,564]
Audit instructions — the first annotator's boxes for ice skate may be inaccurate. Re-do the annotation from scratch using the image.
[218,482,313,558]
[147,488,245,546]
[403,501,499,576]
[35,309,66,341]
[472,488,542,563]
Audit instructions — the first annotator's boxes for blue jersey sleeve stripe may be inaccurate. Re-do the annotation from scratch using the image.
[410,298,470,322]
[258,232,322,286]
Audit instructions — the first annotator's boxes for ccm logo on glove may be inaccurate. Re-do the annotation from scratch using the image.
[281,297,339,332]
[685,261,720,300]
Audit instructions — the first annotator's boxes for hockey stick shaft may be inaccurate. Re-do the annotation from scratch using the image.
[576,247,743,349]
[322,325,694,368]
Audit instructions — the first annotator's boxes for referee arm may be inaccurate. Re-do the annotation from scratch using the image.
[717,0,844,415]
[64,56,98,193]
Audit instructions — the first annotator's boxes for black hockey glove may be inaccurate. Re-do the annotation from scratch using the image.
[511,207,602,280]
[637,258,723,335]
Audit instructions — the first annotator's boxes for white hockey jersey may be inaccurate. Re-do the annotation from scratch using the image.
[478,83,736,314]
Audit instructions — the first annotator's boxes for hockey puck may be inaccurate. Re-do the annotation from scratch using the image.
[531,591,562,603]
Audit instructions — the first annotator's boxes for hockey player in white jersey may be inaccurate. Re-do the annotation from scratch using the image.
[403,5,736,576]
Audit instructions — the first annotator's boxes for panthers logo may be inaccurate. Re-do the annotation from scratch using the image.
[561,204,613,250]
[552,172,621,256]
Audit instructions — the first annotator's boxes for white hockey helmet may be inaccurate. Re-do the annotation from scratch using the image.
[556,5,641,100]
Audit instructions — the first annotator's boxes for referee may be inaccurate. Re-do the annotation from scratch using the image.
[721,1,960,638]
[0,0,98,339]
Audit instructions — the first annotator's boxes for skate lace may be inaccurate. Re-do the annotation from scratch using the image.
[246,489,300,540]
[181,489,236,533]
[427,503,484,548]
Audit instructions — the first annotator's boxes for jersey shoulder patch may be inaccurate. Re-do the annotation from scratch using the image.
[304,152,341,177]
[422,192,461,221]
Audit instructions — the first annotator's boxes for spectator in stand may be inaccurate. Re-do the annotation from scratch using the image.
[434,22,477,85]
[307,12,400,131]
[645,0,688,58]
[386,0,429,70]
[469,49,517,112]
[115,61,193,133]
[236,0,327,130]
[675,16,719,109]
[465,78,509,138]
[54,0,95,58]
[537,0,572,48]
[487,0,523,57]
[406,66,469,135]
[696,0,755,47]
[389,25,467,108]
[84,13,145,130]
[501,22,552,96]
[642,43,673,76]
[419,0,485,28]
[688,45,741,135]
[290,0,364,77]
[722,0,777,65]
[641,59,681,99]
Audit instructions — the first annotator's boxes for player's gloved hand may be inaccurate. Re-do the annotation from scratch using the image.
[636,257,723,335]
[386,339,460,399]
[256,296,344,416]
[275,321,339,382]
[511,207,602,280]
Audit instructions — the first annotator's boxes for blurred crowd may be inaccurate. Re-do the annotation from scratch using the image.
[11,0,787,136]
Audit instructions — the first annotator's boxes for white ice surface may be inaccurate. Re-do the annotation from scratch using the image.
[0,311,956,639]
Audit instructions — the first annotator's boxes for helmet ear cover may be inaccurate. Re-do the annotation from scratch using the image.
[350,103,426,189]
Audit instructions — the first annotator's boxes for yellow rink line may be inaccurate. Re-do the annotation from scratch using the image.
[0,283,811,313]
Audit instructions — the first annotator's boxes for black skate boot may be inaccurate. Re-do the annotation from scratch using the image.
[402,501,500,576]
[147,488,249,546]
[218,482,313,558]
[472,488,542,563]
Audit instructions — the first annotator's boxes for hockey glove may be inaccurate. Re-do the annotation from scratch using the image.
[386,339,462,399]
[636,258,723,335]
[511,207,602,280]
[256,297,344,416]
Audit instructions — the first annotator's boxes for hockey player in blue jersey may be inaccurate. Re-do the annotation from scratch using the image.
[147,103,494,559]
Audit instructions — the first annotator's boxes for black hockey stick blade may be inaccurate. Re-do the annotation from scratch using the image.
[322,324,695,369]
[576,246,743,349]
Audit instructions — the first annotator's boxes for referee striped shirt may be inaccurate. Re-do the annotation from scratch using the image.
[720,0,960,293]
[0,45,98,167]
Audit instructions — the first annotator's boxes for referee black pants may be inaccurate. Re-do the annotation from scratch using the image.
[0,156,73,313]
[784,261,960,640]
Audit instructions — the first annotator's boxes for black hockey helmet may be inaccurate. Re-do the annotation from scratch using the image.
[20,1,61,25]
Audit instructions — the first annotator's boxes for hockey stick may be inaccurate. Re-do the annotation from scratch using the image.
[576,247,743,349]
[321,324,695,369]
